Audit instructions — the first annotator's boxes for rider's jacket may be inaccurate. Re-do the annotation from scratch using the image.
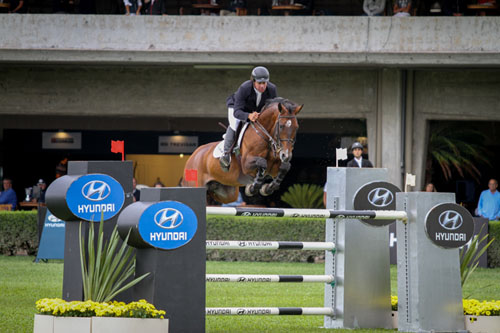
[226,80,278,122]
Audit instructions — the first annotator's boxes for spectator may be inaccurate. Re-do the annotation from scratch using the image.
[425,183,437,192]
[55,157,68,179]
[133,177,141,202]
[393,0,412,16]
[0,178,18,210]
[143,0,166,15]
[124,0,142,15]
[31,179,47,203]
[154,178,164,187]
[476,179,500,221]
[9,0,27,13]
[363,0,386,16]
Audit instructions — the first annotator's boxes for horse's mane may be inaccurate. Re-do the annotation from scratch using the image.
[262,97,297,114]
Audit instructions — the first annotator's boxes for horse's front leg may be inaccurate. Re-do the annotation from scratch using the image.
[259,161,291,196]
[244,156,267,197]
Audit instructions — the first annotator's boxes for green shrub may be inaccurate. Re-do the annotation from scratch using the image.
[487,221,500,268]
[0,211,38,255]
[281,184,324,209]
[206,215,325,262]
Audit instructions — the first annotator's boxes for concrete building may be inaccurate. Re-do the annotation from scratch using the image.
[1,15,500,196]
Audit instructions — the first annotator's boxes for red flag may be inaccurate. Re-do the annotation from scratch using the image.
[111,140,125,161]
[185,169,198,182]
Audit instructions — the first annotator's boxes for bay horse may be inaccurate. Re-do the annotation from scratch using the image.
[181,97,303,204]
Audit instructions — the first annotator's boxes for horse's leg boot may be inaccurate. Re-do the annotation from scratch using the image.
[220,127,236,171]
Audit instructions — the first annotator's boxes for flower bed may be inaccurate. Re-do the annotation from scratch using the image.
[36,298,166,318]
[391,296,500,332]
[34,299,168,333]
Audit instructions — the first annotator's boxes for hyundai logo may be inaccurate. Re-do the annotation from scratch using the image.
[237,309,245,315]
[154,208,184,229]
[48,214,62,222]
[438,210,463,230]
[81,181,111,201]
[239,241,247,247]
[367,188,394,207]
[241,212,252,216]
[237,277,246,282]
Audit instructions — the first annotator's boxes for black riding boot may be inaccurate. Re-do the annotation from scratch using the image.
[220,127,236,171]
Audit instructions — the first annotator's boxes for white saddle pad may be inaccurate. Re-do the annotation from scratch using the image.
[213,123,249,159]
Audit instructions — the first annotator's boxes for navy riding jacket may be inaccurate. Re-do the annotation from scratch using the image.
[226,80,278,122]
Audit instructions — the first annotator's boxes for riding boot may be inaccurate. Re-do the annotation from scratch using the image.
[220,127,236,171]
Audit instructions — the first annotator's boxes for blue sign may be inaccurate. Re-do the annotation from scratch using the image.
[35,209,65,262]
[138,201,198,250]
[66,174,125,222]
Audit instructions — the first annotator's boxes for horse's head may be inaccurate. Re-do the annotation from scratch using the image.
[274,100,302,163]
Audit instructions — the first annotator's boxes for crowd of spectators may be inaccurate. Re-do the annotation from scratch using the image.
[0,0,497,16]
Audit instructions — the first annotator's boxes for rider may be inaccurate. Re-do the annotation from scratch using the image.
[219,66,278,170]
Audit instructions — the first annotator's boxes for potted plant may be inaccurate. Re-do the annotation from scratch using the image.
[34,220,168,332]
[34,298,168,333]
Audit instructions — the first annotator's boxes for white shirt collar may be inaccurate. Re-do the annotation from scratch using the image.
[254,87,262,106]
[354,156,363,168]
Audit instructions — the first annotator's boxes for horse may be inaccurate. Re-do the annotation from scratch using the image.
[181,97,303,204]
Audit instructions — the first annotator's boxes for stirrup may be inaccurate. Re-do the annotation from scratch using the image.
[219,153,231,171]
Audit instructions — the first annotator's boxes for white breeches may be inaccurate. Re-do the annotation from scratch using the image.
[228,107,241,131]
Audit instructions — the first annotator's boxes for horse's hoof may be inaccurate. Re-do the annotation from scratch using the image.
[259,184,272,196]
[245,184,254,197]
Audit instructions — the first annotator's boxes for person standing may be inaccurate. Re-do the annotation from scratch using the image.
[346,142,373,168]
[324,142,373,206]
[31,179,47,203]
[477,179,500,221]
[0,178,18,210]
[132,177,141,202]
[219,66,278,171]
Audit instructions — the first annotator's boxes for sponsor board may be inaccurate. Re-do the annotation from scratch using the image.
[138,201,198,250]
[65,174,125,221]
[35,209,65,261]
[425,203,474,249]
[353,181,401,227]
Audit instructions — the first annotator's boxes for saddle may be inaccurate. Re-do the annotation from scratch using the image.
[213,122,249,159]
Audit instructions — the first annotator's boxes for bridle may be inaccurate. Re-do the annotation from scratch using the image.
[250,113,296,157]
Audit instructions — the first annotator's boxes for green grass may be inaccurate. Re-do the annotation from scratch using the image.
[2,256,500,333]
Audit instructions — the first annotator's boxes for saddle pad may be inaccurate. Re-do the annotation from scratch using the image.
[212,123,249,159]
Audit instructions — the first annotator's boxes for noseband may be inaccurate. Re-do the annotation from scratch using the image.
[251,113,296,157]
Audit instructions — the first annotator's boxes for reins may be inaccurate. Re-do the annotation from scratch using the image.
[250,110,296,157]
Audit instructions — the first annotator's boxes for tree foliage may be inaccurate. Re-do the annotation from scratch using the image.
[426,125,490,184]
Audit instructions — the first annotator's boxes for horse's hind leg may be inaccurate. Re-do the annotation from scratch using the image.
[245,157,267,197]
[260,162,291,196]
[207,181,239,204]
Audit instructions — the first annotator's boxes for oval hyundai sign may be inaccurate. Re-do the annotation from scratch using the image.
[425,203,474,249]
[65,174,125,222]
[353,181,401,227]
[138,201,198,250]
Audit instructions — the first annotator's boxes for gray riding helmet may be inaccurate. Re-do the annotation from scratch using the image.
[351,142,364,150]
[251,66,270,83]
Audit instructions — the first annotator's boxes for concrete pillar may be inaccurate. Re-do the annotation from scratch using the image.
[376,69,403,189]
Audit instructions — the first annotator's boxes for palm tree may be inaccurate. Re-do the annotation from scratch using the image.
[425,124,490,185]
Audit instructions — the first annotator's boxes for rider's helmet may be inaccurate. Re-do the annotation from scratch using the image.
[251,66,270,83]
[351,142,364,150]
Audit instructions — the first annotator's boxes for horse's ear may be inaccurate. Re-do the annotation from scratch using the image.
[294,104,304,115]
[278,103,285,114]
